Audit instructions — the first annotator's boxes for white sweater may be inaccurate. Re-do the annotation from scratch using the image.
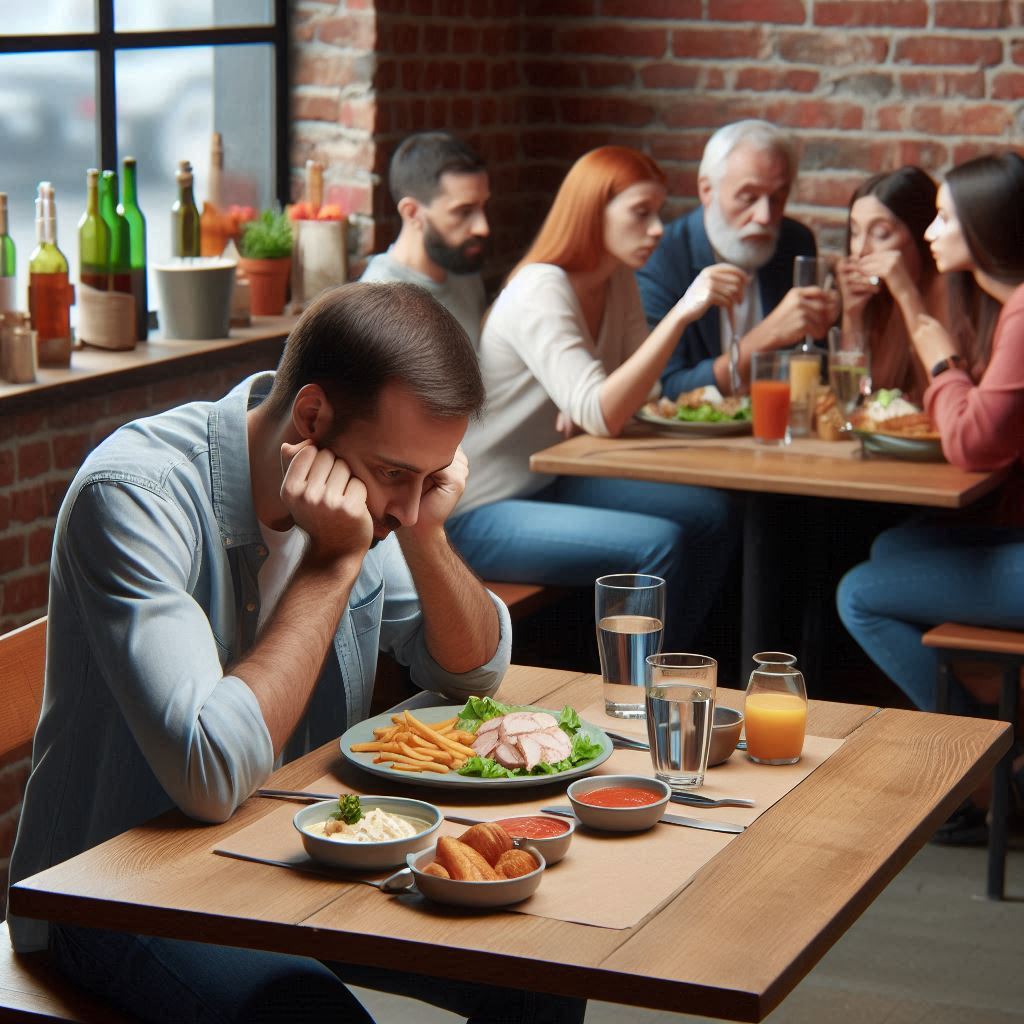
[459,263,649,514]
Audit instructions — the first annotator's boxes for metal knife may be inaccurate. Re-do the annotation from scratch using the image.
[256,788,339,802]
[669,793,756,809]
[540,805,744,834]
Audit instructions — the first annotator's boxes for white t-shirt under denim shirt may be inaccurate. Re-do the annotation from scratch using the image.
[457,263,651,515]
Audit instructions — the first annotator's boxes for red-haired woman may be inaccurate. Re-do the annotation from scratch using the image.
[448,146,745,648]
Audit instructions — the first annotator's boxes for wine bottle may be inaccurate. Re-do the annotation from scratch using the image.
[0,192,16,313]
[200,131,226,257]
[171,159,200,258]
[118,156,148,340]
[99,169,132,294]
[28,181,73,367]
[78,168,110,292]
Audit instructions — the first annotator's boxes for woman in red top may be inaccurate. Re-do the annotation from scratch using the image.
[838,152,1024,841]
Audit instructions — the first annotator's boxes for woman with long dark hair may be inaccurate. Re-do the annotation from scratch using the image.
[447,146,745,648]
[838,152,1024,840]
[836,166,945,401]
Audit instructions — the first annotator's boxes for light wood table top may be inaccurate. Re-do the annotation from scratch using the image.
[529,432,1007,508]
[9,666,1011,1022]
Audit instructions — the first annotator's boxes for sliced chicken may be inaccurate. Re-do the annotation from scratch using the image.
[529,712,559,730]
[471,730,501,759]
[500,712,547,736]
[517,734,544,770]
[494,742,525,769]
[534,728,571,762]
[476,717,502,736]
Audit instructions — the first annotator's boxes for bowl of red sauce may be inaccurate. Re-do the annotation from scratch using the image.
[493,813,575,864]
[566,775,671,832]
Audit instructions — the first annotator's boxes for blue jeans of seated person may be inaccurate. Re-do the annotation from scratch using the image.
[50,923,587,1024]
[447,475,740,650]
[837,522,1024,713]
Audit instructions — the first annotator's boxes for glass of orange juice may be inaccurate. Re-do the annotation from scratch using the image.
[751,351,791,445]
[743,652,807,765]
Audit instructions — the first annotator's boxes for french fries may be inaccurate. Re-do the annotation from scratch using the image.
[351,710,476,774]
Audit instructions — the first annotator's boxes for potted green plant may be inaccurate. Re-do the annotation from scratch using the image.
[238,208,294,315]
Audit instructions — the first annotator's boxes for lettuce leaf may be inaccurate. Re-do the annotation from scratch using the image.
[456,696,512,729]
[675,402,751,423]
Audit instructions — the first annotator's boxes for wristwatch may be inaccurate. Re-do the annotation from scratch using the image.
[930,354,965,378]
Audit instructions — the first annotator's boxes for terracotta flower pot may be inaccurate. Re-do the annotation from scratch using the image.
[238,255,291,316]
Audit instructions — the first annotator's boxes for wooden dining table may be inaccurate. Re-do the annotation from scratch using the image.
[530,430,1009,669]
[9,665,1012,1023]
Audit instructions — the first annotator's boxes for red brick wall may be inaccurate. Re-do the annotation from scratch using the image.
[290,0,1024,274]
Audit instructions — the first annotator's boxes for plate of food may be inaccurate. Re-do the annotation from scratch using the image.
[636,387,753,437]
[850,389,945,462]
[339,697,613,790]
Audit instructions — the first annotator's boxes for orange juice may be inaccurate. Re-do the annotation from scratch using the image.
[751,379,790,441]
[744,691,806,762]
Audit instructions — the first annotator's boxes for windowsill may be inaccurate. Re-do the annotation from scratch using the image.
[0,315,295,412]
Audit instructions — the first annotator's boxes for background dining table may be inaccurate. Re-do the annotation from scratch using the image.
[9,665,1011,1023]
[529,430,1010,676]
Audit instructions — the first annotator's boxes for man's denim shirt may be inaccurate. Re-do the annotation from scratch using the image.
[8,373,511,951]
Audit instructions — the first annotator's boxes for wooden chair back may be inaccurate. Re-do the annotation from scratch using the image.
[0,617,47,760]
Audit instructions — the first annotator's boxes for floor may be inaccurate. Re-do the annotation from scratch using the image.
[351,839,1024,1023]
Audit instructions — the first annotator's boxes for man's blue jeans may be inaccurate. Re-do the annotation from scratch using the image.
[837,522,1024,712]
[50,923,587,1023]
[448,475,740,650]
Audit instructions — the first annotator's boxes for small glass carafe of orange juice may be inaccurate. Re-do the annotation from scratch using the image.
[744,652,807,765]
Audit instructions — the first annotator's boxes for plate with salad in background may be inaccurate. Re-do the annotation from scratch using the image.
[636,386,753,437]
[339,697,613,789]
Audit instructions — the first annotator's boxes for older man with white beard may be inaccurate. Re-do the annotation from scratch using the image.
[638,120,836,399]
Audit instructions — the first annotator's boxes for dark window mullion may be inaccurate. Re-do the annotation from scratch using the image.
[97,0,117,171]
[273,0,290,207]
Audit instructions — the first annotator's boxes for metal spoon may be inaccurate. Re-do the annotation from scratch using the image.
[212,849,415,892]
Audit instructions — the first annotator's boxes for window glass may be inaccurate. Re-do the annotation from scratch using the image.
[6,0,95,33]
[115,0,273,31]
[0,51,97,291]
[116,44,274,279]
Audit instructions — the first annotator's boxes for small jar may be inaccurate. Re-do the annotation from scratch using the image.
[743,651,807,765]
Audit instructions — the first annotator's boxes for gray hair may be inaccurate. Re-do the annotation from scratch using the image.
[698,120,798,186]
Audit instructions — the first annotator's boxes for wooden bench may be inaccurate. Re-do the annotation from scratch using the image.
[0,617,135,1022]
[922,622,1023,900]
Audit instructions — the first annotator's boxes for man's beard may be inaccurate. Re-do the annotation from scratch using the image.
[703,194,779,271]
[423,220,488,275]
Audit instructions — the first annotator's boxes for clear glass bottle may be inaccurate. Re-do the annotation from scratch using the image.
[200,131,226,257]
[118,156,148,340]
[743,652,807,765]
[171,159,200,258]
[0,192,17,313]
[28,181,74,367]
[99,170,132,294]
[78,168,110,292]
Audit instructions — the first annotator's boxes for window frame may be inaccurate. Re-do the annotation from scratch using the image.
[0,0,290,206]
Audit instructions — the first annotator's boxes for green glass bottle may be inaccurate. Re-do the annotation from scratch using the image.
[118,156,148,340]
[78,168,110,292]
[0,192,16,313]
[99,169,132,294]
[171,159,200,258]
[28,181,73,367]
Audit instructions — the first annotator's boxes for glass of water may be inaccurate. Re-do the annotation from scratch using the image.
[827,326,872,421]
[595,574,666,719]
[644,653,717,790]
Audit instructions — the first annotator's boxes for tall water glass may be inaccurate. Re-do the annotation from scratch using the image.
[827,326,872,421]
[645,653,717,790]
[595,574,666,719]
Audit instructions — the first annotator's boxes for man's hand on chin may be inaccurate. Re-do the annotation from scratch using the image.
[398,446,469,549]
